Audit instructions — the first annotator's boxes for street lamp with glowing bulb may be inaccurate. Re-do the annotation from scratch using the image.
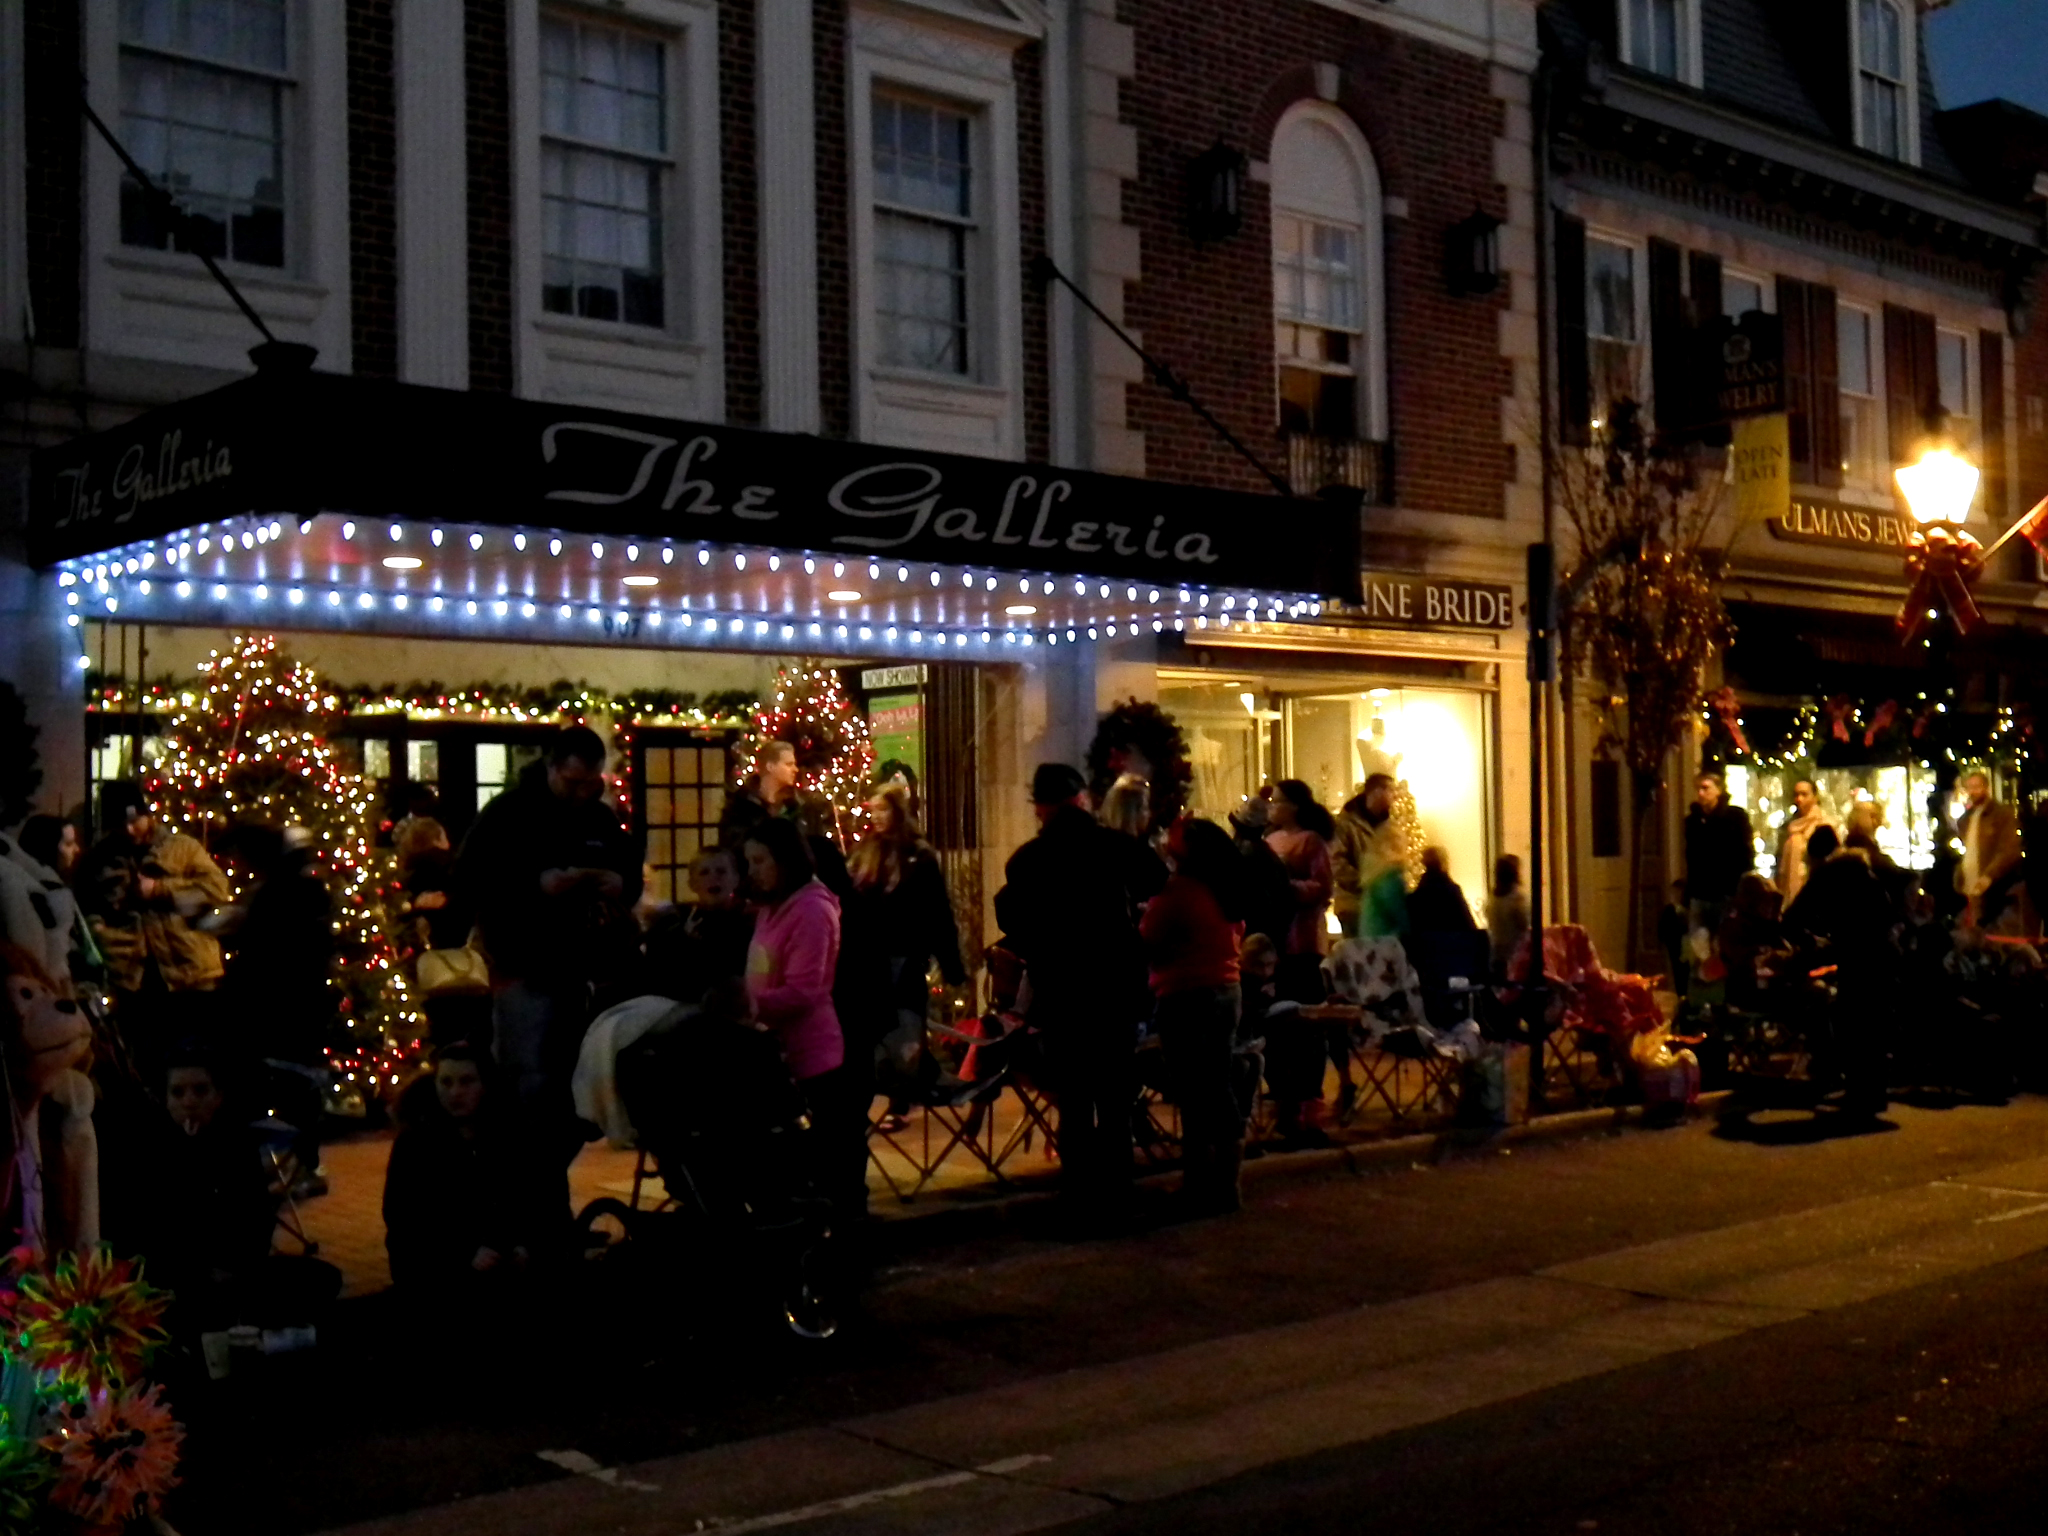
[1895,441,1980,528]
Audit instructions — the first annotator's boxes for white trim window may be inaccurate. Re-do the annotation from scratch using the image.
[1721,269,1769,321]
[540,15,668,328]
[1270,102,1386,445]
[871,91,975,375]
[509,0,722,415]
[84,0,349,370]
[846,7,1025,459]
[1853,0,1915,162]
[1620,0,1698,84]
[1837,302,1883,490]
[117,0,291,269]
[1585,233,1640,431]
[1937,326,1976,452]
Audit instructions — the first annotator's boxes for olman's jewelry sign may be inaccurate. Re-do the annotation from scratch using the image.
[1765,497,1914,550]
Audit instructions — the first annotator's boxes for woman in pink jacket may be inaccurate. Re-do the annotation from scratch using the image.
[740,817,844,1085]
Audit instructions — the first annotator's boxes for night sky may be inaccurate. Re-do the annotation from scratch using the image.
[1925,0,2048,115]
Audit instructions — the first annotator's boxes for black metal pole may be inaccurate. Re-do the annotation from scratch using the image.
[1526,542,1555,1118]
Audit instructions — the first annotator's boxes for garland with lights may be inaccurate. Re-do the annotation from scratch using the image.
[737,665,876,836]
[88,674,755,729]
[141,636,421,1097]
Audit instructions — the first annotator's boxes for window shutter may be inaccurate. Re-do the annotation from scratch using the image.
[1779,275,1813,480]
[1556,215,1590,447]
[1981,328,2006,521]
[1884,303,1937,460]
[1809,284,1841,489]
[1687,253,1726,445]
[1648,239,1689,439]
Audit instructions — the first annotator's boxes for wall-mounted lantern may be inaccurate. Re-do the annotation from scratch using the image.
[1445,207,1504,296]
[1187,142,1247,244]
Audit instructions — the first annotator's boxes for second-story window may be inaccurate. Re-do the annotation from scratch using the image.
[540,15,669,328]
[872,92,976,376]
[1838,304,1882,488]
[118,0,290,268]
[1938,327,1976,454]
[1274,216,1362,437]
[1586,235,1638,430]
[1856,0,1907,159]
[1625,0,1685,79]
[1270,103,1385,464]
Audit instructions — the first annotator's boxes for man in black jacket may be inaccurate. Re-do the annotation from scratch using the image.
[1683,772,1755,932]
[455,727,641,1193]
[995,763,1163,1226]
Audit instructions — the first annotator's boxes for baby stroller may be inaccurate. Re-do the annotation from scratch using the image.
[572,1015,842,1342]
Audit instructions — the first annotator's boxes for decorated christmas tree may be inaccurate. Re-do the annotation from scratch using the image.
[142,635,418,1092]
[737,663,877,837]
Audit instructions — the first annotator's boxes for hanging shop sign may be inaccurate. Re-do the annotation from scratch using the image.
[1765,496,1914,551]
[1731,413,1791,526]
[1354,571,1516,631]
[1713,312,1784,420]
[29,370,1361,599]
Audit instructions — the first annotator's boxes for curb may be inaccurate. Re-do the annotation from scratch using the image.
[865,1090,1737,1256]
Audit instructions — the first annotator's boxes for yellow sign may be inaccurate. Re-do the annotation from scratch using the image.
[1731,413,1790,526]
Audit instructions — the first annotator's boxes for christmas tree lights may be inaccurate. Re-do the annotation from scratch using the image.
[141,636,421,1095]
[737,664,877,835]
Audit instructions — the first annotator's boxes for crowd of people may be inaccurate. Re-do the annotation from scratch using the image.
[27,725,2038,1338]
[1671,768,2041,1115]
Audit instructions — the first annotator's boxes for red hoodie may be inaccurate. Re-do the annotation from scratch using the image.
[1141,874,1244,996]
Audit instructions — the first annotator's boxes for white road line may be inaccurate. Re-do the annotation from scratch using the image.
[534,1449,660,1492]
[1975,1201,2048,1225]
[695,1455,1054,1535]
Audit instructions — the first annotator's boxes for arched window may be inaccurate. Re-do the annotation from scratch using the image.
[1270,102,1385,450]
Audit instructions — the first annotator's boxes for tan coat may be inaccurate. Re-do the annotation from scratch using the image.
[1776,808,1834,904]
[1956,799,2024,897]
[91,829,233,993]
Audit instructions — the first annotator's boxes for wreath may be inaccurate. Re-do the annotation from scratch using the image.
[1087,699,1194,833]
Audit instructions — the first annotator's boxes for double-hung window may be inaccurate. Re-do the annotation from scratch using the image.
[1274,216,1363,438]
[872,92,975,376]
[1625,0,1685,79]
[1856,0,1907,159]
[1586,236,1639,430]
[540,14,669,328]
[1838,304,1882,489]
[1937,327,1976,452]
[118,0,289,269]
[1722,271,1766,322]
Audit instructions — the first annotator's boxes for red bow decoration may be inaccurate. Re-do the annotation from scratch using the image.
[1822,696,1855,744]
[1863,699,1899,748]
[1896,525,1987,644]
[1707,687,1748,755]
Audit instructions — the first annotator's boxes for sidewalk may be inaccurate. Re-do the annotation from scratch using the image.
[315,1137,2048,1536]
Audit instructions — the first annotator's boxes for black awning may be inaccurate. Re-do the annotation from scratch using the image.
[29,369,1360,602]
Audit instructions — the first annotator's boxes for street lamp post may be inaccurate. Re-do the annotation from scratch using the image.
[1893,429,1983,865]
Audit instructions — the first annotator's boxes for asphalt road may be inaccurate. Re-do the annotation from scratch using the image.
[170,1089,2048,1535]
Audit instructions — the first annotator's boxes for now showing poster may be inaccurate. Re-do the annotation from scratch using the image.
[869,691,924,785]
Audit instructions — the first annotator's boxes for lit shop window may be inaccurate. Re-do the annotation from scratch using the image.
[118,0,290,268]
[540,13,670,327]
[872,91,976,375]
[638,741,730,902]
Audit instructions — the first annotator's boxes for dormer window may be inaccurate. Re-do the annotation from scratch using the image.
[1619,0,1698,85]
[1853,0,1914,161]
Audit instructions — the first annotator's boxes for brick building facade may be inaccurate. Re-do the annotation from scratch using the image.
[0,0,1546,902]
